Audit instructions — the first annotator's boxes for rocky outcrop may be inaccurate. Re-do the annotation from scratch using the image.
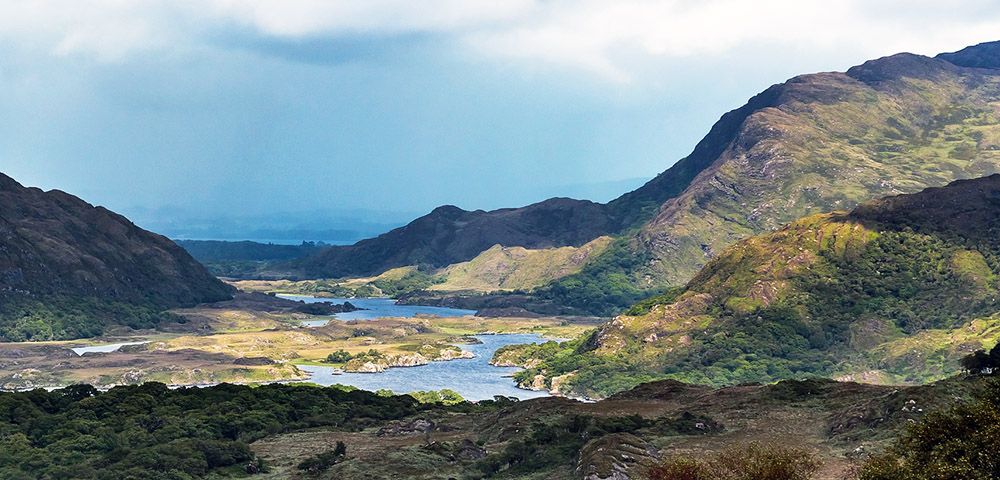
[377,418,435,436]
[343,345,474,373]
[575,433,660,480]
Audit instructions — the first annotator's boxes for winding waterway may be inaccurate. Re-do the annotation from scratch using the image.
[299,333,550,401]
[276,294,551,400]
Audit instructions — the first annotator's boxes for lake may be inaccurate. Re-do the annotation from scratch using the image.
[298,333,551,401]
[276,294,477,325]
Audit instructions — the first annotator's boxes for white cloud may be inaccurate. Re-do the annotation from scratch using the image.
[1,0,999,79]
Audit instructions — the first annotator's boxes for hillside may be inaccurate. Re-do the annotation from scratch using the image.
[629,45,1000,288]
[3,373,988,479]
[546,41,1000,316]
[0,173,233,341]
[497,175,1000,398]
[429,236,613,293]
[274,41,1000,318]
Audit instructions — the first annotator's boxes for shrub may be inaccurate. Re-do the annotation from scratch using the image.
[857,380,1000,480]
[326,349,353,363]
[647,443,819,480]
[959,344,1000,375]
[297,441,347,473]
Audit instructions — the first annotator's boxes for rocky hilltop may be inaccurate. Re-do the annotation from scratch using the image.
[0,173,233,340]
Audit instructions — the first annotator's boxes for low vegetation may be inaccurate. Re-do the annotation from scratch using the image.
[430,237,614,293]
[647,443,820,480]
[230,266,441,299]
[858,379,1000,480]
[297,441,347,473]
[0,295,185,342]
[534,237,662,316]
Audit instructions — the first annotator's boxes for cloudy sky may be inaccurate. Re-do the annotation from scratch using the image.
[3,0,1000,226]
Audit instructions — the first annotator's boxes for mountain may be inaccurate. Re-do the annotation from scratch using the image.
[497,175,1000,398]
[624,42,1000,292]
[277,41,1000,318]
[0,173,233,341]
[278,197,637,278]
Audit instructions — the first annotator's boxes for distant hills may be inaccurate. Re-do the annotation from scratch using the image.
[279,198,640,278]
[498,175,1000,398]
[0,173,233,340]
[271,40,1000,316]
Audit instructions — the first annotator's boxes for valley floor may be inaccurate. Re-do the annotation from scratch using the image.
[0,292,599,392]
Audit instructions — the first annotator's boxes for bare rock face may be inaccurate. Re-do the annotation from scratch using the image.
[575,433,660,480]
[350,361,387,373]
[455,439,487,461]
[435,348,475,361]
[392,353,431,367]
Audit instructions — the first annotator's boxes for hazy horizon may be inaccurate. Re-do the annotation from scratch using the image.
[4,1,1000,222]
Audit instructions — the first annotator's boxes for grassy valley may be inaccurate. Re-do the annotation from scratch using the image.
[0,290,596,391]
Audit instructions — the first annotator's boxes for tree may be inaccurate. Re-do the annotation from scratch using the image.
[859,381,1000,479]
[989,343,1000,369]
[325,350,352,363]
[961,350,992,374]
[297,442,347,473]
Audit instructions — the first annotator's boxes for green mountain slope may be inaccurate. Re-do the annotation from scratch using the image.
[0,173,234,341]
[546,42,1000,316]
[497,175,1000,398]
[632,48,1000,289]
